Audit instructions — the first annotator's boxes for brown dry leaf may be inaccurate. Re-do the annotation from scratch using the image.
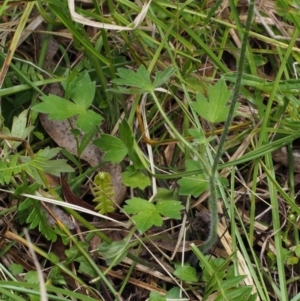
[61,175,94,210]
[273,147,300,173]
[42,203,77,230]
[40,114,102,167]
[39,114,126,204]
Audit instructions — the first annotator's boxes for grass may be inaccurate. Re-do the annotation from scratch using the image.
[1,0,300,300]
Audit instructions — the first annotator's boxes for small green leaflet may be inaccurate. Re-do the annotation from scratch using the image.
[122,167,150,189]
[112,65,152,92]
[32,72,102,133]
[152,67,176,89]
[69,72,95,109]
[32,95,83,120]
[178,159,208,197]
[111,65,175,93]
[65,242,89,263]
[191,79,239,123]
[24,271,39,283]
[173,265,199,282]
[154,188,180,202]
[165,288,181,300]
[76,110,103,133]
[98,236,131,265]
[93,121,138,164]
[7,110,34,148]
[38,159,74,176]
[93,134,128,163]
[294,246,300,258]
[133,211,162,234]
[119,119,134,153]
[123,197,184,234]
[156,201,183,219]
[77,258,96,278]
[8,263,24,276]
[124,198,161,233]
[35,147,61,159]
[149,291,167,301]
[34,147,74,176]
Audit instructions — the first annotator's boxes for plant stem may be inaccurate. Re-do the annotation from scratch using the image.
[190,0,255,266]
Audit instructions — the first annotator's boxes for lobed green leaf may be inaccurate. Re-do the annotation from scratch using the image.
[93,134,128,163]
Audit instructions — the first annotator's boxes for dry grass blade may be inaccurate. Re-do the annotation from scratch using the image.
[0,188,129,228]
[68,0,152,30]
[0,2,34,88]
[24,229,48,301]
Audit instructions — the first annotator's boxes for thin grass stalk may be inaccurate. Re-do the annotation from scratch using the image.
[199,0,255,255]
[257,25,299,300]
[0,281,102,301]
